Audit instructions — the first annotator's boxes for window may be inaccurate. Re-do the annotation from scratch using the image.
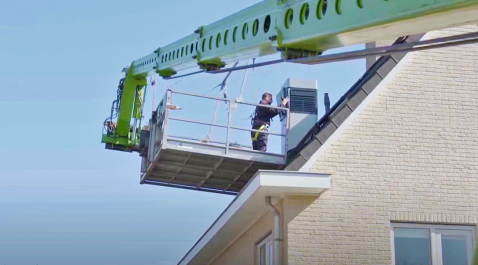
[391,223,475,265]
[257,234,273,265]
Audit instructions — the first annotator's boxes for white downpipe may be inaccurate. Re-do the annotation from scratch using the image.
[266,196,281,265]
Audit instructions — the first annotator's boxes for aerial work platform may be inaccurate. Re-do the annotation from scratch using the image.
[101,0,478,195]
[140,90,289,195]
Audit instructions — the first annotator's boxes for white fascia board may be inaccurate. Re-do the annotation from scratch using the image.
[178,170,331,265]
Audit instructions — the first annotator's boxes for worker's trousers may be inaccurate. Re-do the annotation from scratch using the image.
[251,122,269,152]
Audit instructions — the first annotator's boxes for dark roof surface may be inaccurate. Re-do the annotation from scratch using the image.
[285,34,425,171]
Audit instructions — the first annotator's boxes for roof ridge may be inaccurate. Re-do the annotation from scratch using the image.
[285,34,424,171]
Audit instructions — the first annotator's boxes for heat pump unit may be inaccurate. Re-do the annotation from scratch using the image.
[276,78,318,155]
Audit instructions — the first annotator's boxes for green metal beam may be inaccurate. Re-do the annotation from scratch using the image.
[101,65,146,151]
[132,0,478,78]
[117,67,147,138]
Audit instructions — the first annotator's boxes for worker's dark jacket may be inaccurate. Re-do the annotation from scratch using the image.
[252,100,284,126]
[251,100,286,152]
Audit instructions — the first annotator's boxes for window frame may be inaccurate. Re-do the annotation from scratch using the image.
[391,222,476,265]
[256,234,273,265]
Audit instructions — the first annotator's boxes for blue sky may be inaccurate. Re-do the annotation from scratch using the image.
[0,0,365,264]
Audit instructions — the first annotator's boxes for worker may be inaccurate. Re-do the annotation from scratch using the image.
[104,120,117,135]
[251,93,289,152]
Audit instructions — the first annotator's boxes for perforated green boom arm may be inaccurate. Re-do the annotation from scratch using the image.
[102,0,478,151]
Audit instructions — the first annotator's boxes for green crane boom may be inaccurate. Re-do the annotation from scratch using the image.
[102,0,478,152]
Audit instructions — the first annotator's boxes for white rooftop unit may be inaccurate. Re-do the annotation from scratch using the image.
[276,78,318,154]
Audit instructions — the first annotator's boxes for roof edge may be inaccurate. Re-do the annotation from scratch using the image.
[178,170,331,265]
[285,33,426,171]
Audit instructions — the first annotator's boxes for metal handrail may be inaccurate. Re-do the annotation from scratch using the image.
[156,89,290,157]
[230,126,285,137]
[235,100,289,111]
[169,134,252,149]
[171,89,289,111]
[169,117,227,129]
[171,90,229,102]
[169,117,286,137]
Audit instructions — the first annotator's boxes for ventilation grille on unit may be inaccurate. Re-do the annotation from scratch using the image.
[289,89,317,114]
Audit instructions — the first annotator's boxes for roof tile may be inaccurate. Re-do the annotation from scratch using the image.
[362,74,383,95]
[331,105,353,127]
[300,139,322,160]
[286,155,307,171]
[316,122,338,144]
[346,89,367,111]
[377,58,397,78]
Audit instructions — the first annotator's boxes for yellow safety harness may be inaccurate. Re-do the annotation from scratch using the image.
[252,124,267,141]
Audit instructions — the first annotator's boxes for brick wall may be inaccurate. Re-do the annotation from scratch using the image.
[209,210,274,265]
[288,24,478,264]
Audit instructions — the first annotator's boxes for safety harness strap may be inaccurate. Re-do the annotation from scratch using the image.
[252,125,267,141]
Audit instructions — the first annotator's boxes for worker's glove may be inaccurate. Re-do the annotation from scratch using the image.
[281,97,290,106]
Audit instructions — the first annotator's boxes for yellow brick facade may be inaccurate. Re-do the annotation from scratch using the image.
[289,24,478,264]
